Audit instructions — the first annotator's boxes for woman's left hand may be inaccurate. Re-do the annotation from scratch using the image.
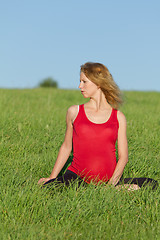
[38,177,51,185]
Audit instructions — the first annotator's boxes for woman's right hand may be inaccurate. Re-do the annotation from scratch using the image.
[38,177,51,185]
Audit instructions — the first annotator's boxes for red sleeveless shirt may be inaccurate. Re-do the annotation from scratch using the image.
[68,104,119,183]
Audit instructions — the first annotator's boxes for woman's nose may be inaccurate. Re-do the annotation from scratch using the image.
[79,82,82,89]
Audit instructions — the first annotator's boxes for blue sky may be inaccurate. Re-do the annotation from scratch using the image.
[0,0,160,91]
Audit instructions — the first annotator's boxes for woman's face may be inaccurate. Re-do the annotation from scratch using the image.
[79,72,99,98]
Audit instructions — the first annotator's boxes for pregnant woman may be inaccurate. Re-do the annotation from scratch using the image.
[38,62,157,191]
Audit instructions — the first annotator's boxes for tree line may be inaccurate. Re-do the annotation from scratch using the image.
[38,77,58,88]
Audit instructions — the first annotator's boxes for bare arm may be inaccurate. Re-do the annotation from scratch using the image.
[38,106,78,184]
[108,111,128,186]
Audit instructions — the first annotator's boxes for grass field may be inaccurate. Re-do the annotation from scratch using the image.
[0,88,159,240]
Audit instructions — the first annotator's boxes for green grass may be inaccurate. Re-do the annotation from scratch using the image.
[0,88,159,240]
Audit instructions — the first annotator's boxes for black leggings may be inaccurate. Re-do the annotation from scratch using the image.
[43,170,84,187]
[43,170,158,190]
[117,177,158,189]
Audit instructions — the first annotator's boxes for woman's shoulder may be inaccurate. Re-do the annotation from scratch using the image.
[117,110,127,124]
[67,105,79,115]
[67,105,79,123]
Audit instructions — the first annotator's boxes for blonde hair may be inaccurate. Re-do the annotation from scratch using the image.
[80,62,123,109]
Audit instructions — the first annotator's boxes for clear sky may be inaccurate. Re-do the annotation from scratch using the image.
[0,0,160,91]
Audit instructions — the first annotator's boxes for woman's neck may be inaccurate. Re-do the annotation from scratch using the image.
[88,90,111,111]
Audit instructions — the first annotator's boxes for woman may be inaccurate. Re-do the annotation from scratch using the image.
[38,62,157,190]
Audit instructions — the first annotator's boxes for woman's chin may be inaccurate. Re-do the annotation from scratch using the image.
[82,94,89,98]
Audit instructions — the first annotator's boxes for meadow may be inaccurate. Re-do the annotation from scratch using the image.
[0,88,159,240]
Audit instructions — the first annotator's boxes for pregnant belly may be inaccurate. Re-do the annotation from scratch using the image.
[78,156,117,183]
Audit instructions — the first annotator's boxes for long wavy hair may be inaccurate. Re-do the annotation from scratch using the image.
[80,62,123,109]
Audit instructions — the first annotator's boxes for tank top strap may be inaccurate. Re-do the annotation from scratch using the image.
[73,104,85,125]
[79,104,83,111]
[112,108,118,117]
[111,109,119,127]
[78,104,86,119]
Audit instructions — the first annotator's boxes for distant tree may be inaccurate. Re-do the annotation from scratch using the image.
[39,77,58,88]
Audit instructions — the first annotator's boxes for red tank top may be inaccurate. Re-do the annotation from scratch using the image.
[68,104,119,183]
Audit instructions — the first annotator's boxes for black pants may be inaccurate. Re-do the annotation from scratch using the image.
[117,177,158,190]
[43,170,158,190]
[43,170,85,187]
